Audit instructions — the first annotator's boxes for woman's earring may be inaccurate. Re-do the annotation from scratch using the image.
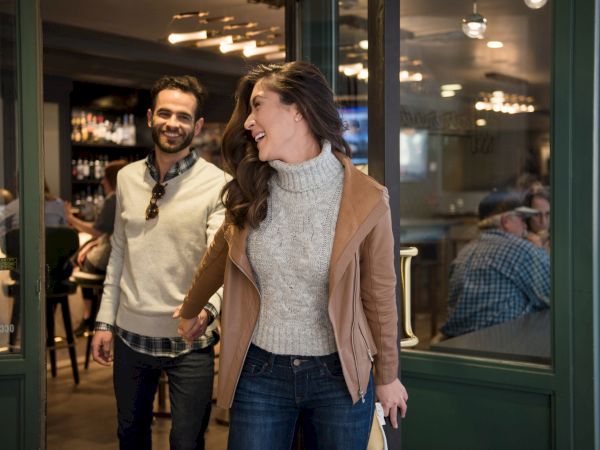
[295,115,302,122]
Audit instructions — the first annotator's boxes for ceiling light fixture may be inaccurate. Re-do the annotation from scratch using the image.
[524,0,548,9]
[441,90,456,98]
[339,63,364,76]
[441,83,463,91]
[172,11,210,20]
[245,26,280,37]
[243,44,283,57]
[475,91,536,113]
[219,40,257,53]
[462,1,487,39]
[264,51,286,61]
[399,70,423,82]
[487,41,503,48]
[358,40,368,50]
[195,35,234,48]
[168,30,208,44]
[357,68,369,80]
[223,22,259,31]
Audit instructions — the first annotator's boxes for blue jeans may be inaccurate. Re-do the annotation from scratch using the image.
[228,344,374,450]
[113,337,214,450]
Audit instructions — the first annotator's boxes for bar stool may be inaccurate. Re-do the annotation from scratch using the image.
[70,270,105,369]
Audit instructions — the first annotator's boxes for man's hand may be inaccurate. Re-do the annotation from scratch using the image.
[173,306,209,343]
[375,378,409,429]
[92,330,113,366]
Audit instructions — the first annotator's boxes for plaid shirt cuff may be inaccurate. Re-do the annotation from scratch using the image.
[203,304,218,326]
[95,321,115,332]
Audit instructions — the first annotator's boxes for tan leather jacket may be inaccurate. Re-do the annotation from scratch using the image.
[180,152,399,408]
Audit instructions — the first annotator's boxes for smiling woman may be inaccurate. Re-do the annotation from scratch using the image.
[176,61,409,450]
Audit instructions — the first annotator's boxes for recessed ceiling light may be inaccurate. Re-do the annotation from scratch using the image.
[441,90,456,98]
[441,84,463,91]
[487,41,503,48]
[476,119,487,126]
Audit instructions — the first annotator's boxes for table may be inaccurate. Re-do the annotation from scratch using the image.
[430,310,551,364]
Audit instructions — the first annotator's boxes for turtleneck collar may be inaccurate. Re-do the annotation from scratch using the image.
[268,141,343,192]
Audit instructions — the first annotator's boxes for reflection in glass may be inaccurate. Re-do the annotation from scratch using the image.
[398,0,551,364]
[0,3,20,355]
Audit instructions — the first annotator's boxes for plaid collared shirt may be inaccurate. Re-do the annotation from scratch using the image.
[145,147,201,183]
[441,229,550,337]
[95,147,219,357]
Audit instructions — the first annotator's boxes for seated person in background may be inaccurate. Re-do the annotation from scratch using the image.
[440,190,550,338]
[524,188,550,252]
[2,181,67,233]
[65,160,128,335]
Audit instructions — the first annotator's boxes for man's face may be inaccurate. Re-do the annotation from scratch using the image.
[147,89,203,155]
[502,212,528,238]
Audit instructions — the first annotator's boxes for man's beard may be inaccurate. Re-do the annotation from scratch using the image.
[151,125,194,154]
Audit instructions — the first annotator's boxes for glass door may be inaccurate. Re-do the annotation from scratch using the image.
[0,0,45,448]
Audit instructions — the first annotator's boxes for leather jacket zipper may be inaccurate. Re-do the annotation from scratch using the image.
[228,255,261,407]
[351,252,365,403]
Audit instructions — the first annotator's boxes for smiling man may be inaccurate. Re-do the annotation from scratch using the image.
[92,75,228,450]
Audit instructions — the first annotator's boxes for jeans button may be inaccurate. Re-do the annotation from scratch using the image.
[293,358,301,366]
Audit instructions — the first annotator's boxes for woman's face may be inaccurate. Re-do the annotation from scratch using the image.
[529,196,550,233]
[243,79,315,163]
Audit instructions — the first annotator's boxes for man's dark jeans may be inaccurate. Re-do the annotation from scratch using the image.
[113,336,214,450]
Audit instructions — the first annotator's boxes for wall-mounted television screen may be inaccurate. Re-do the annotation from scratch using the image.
[339,106,368,164]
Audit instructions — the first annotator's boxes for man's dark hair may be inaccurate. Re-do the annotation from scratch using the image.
[150,75,207,121]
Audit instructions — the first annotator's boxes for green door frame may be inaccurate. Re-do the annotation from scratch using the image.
[0,0,45,448]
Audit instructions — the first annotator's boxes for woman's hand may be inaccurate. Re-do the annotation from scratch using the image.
[375,378,408,429]
[173,306,208,343]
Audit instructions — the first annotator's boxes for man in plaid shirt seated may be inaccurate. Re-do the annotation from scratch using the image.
[441,190,550,338]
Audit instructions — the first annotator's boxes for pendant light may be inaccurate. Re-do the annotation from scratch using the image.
[462,1,487,39]
[524,0,548,9]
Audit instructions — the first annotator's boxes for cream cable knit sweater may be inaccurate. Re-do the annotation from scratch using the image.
[248,141,344,356]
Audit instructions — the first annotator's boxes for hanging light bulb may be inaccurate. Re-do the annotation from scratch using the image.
[524,0,548,9]
[462,1,487,39]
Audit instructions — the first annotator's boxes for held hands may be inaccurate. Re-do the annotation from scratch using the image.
[173,306,209,343]
[91,330,114,366]
[375,378,409,429]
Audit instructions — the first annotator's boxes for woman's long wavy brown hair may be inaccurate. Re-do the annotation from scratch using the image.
[221,61,351,229]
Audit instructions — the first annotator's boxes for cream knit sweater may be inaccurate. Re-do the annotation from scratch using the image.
[96,157,228,337]
[248,142,344,356]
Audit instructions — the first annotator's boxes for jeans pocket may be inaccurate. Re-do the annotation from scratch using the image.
[322,355,345,381]
[240,353,270,377]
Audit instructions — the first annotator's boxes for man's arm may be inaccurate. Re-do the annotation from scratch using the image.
[518,246,551,307]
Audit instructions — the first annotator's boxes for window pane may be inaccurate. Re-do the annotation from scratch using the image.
[0,2,21,355]
[400,0,551,364]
